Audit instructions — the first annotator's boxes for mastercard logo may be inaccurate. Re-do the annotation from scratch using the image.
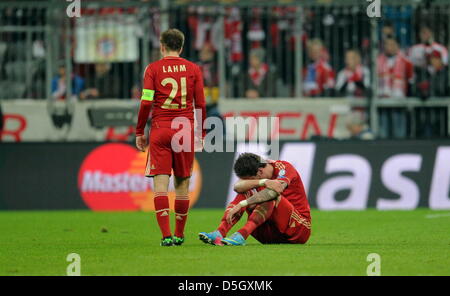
[78,143,202,211]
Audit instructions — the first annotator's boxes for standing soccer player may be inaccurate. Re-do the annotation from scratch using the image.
[135,29,206,246]
[199,153,311,246]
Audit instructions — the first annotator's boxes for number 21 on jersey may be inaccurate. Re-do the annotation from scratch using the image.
[161,77,187,109]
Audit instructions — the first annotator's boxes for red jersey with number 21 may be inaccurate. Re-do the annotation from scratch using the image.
[135,56,206,137]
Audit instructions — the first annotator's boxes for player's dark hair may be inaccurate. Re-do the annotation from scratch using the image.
[233,153,267,178]
[160,28,185,52]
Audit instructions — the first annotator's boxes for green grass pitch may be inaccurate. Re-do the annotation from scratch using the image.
[0,209,449,276]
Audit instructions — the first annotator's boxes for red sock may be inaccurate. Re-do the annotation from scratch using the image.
[238,201,275,239]
[154,193,171,238]
[217,202,246,237]
[174,195,190,238]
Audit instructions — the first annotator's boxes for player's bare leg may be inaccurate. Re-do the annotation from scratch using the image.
[217,203,246,236]
[153,174,173,246]
[173,176,190,245]
[199,194,247,246]
[222,200,276,246]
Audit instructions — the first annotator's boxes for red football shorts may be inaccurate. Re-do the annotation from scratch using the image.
[145,120,194,178]
[250,196,311,244]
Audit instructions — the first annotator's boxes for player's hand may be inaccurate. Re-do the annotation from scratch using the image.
[136,135,148,152]
[226,204,242,224]
[194,136,204,152]
[264,180,285,194]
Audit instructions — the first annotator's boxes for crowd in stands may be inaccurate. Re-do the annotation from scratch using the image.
[1,5,448,102]
[0,4,449,139]
[182,6,449,101]
[266,24,447,100]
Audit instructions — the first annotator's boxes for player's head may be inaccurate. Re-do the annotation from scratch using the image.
[233,153,272,179]
[160,28,185,56]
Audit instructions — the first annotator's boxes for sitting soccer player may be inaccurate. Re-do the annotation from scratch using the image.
[199,153,311,246]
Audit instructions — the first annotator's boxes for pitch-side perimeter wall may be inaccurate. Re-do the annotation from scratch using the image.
[0,99,353,142]
[0,140,449,210]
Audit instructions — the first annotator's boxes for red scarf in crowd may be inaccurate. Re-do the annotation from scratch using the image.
[249,63,269,86]
[377,52,413,98]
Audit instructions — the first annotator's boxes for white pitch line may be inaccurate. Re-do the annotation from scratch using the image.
[425,213,450,219]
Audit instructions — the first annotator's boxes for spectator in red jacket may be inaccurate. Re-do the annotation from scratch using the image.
[245,48,273,98]
[303,39,335,97]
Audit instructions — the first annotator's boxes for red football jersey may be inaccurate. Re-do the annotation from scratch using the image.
[136,56,206,137]
[269,160,311,220]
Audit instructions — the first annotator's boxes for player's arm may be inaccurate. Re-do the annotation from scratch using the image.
[224,193,247,222]
[226,182,287,224]
[227,162,296,223]
[135,65,155,151]
[234,178,286,194]
[193,65,207,143]
[243,181,288,207]
[233,179,261,193]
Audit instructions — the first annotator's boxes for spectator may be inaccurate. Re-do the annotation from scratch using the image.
[346,112,374,140]
[409,25,448,69]
[377,37,414,98]
[224,7,243,64]
[245,48,273,98]
[198,43,219,104]
[377,37,413,139]
[335,50,370,98]
[51,64,86,100]
[416,50,449,99]
[247,8,265,49]
[197,43,224,133]
[303,39,335,97]
[83,63,121,99]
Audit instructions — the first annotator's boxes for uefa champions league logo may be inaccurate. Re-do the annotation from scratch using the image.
[367,0,381,18]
